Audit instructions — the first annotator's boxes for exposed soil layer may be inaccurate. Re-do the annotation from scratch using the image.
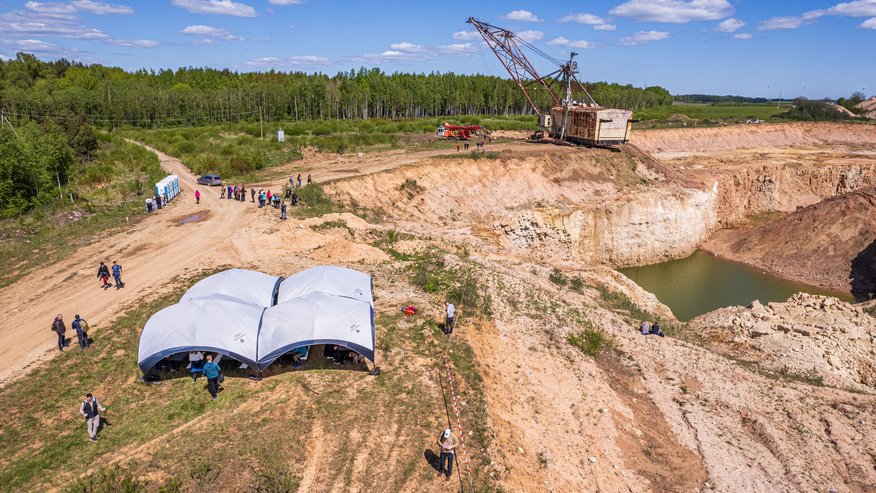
[703,187,876,296]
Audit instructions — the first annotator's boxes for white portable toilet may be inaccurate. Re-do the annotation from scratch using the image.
[278,130,285,142]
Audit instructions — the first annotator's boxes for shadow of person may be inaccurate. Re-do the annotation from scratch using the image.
[98,416,111,433]
[423,449,441,472]
[850,238,876,301]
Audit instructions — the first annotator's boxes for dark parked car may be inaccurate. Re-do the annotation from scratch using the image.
[197,174,222,186]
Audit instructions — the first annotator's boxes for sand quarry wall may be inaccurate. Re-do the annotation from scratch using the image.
[633,122,876,155]
[330,123,876,267]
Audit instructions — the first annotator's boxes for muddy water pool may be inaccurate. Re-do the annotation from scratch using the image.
[618,250,853,321]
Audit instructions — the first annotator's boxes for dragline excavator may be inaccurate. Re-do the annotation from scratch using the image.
[467,17,634,146]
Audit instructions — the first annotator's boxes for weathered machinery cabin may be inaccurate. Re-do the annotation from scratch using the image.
[546,106,633,146]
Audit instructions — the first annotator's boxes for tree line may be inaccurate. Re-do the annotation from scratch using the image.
[0,53,672,129]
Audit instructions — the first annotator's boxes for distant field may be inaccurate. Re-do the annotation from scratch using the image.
[635,102,784,125]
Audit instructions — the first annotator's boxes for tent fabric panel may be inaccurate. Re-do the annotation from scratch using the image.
[276,265,373,305]
[182,268,281,307]
[137,298,265,373]
[257,338,375,370]
[138,346,258,373]
[257,292,374,370]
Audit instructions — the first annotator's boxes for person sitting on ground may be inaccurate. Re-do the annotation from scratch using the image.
[290,346,308,367]
[640,321,650,335]
[650,321,664,337]
[189,351,205,382]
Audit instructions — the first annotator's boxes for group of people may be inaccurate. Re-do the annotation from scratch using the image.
[206,175,313,221]
[96,261,123,290]
[455,139,489,152]
[51,313,91,352]
[145,193,167,213]
[640,320,665,337]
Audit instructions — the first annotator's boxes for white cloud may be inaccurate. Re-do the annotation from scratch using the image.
[547,37,592,48]
[824,0,876,17]
[759,16,804,30]
[437,43,476,56]
[451,30,479,40]
[24,1,76,15]
[107,38,160,48]
[559,13,604,25]
[0,54,9,61]
[172,0,256,17]
[862,17,876,27]
[620,30,669,45]
[389,41,425,52]
[733,33,752,39]
[715,18,745,32]
[610,0,733,23]
[516,30,544,42]
[244,55,330,69]
[193,38,214,45]
[71,0,134,14]
[268,0,302,4]
[504,9,542,22]
[559,12,616,30]
[181,24,243,41]
[0,38,79,56]
[1,9,109,39]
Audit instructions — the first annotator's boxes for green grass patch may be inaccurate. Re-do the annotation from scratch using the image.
[635,102,783,127]
[437,150,502,160]
[594,284,656,322]
[567,322,614,357]
[291,183,336,218]
[0,136,163,288]
[409,247,493,319]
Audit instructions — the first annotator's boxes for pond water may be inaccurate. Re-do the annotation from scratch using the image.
[618,250,853,321]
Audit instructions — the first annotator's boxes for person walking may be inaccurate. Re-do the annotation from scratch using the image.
[307,174,312,185]
[80,393,106,441]
[437,428,458,481]
[251,188,256,203]
[97,262,111,289]
[111,260,123,289]
[72,314,90,349]
[202,354,221,400]
[296,174,302,188]
[280,202,287,220]
[195,189,201,205]
[444,301,456,334]
[51,314,66,352]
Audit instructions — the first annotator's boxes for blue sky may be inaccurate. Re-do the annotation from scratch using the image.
[0,0,873,98]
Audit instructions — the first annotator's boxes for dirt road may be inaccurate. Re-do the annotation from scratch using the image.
[0,141,522,386]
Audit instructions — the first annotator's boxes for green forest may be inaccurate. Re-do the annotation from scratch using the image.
[1,53,672,128]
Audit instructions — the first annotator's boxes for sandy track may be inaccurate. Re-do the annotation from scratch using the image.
[0,141,525,386]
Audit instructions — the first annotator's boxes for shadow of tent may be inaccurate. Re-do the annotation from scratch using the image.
[850,238,876,301]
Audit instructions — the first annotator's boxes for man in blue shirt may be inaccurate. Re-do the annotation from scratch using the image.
[111,260,123,289]
[202,354,221,401]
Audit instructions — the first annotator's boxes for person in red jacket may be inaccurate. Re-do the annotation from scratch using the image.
[195,189,201,204]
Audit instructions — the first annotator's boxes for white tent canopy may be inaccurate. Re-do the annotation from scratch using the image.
[182,269,281,306]
[138,267,375,373]
[276,265,373,305]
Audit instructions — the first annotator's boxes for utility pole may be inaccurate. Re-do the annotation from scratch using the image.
[259,103,264,140]
[1,110,20,139]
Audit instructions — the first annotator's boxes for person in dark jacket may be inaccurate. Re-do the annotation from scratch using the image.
[111,260,123,289]
[52,314,66,351]
[155,194,162,209]
[97,262,111,289]
[202,354,221,400]
[80,393,106,441]
[71,314,90,349]
[280,202,287,220]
